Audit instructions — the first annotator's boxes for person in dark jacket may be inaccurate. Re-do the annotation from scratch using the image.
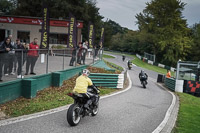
[16,39,26,78]
[1,37,15,76]
[139,70,148,84]
[77,42,83,65]
[69,47,77,66]
[0,41,5,81]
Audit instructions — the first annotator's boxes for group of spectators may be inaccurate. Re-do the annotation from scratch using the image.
[69,40,102,66]
[0,35,39,82]
[69,41,88,66]
[0,37,103,82]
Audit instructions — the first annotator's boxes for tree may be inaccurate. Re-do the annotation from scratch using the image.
[136,0,192,66]
[188,23,200,61]
[8,0,103,43]
[0,0,15,14]
[103,19,126,48]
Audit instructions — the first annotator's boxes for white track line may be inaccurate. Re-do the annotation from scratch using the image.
[0,72,132,127]
[0,70,176,133]
[152,85,176,133]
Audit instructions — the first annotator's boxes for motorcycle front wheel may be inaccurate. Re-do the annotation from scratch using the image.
[91,102,99,116]
[67,104,82,126]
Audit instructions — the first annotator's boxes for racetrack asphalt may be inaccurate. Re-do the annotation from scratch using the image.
[0,54,173,133]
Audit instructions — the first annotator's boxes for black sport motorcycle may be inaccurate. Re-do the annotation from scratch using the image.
[140,76,147,88]
[122,56,125,61]
[67,86,100,126]
[128,63,132,70]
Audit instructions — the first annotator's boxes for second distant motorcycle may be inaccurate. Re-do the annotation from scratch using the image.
[127,60,132,70]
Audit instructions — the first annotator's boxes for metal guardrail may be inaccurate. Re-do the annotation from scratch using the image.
[0,48,102,83]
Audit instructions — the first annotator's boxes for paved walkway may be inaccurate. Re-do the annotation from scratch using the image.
[0,55,94,83]
[92,60,115,71]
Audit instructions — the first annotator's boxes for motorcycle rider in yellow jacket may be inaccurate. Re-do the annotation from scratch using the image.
[73,69,99,110]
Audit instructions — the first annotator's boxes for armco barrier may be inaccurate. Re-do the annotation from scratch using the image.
[164,78,176,91]
[89,73,124,88]
[148,60,154,65]
[0,65,87,104]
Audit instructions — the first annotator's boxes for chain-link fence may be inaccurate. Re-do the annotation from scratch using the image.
[144,52,156,62]
[0,48,103,83]
[176,61,200,81]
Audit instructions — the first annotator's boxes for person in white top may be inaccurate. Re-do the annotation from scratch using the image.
[81,40,88,65]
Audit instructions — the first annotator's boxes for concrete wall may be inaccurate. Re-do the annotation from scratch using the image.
[0,65,87,104]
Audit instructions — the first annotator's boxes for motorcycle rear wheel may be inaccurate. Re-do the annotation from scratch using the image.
[142,81,146,88]
[67,104,82,126]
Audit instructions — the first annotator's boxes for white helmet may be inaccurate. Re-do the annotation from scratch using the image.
[82,69,90,76]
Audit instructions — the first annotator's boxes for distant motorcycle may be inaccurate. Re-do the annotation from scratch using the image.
[127,60,132,70]
[122,55,125,61]
[128,63,132,70]
[67,86,100,126]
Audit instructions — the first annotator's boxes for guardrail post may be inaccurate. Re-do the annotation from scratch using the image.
[52,72,63,87]
[46,50,49,74]
[63,49,65,70]
[22,79,37,98]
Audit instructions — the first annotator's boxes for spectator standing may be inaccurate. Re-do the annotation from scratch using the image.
[166,70,171,78]
[0,41,4,81]
[23,43,29,63]
[69,47,76,66]
[8,35,15,47]
[13,39,19,74]
[50,45,55,56]
[8,35,17,75]
[94,45,99,59]
[81,41,88,65]
[25,38,39,75]
[77,42,83,65]
[1,37,15,76]
[16,39,26,78]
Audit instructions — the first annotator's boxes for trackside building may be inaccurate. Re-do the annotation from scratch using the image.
[0,15,83,46]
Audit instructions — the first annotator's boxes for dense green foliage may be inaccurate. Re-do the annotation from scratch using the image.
[135,0,192,66]
[1,0,104,43]
[107,0,200,66]
[1,0,199,66]
[188,23,200,61]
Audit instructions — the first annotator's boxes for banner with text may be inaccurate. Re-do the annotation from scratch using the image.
[67,14,77,48]
[40,3,50,49]
[99,26,105,49]
[88,22,95,48]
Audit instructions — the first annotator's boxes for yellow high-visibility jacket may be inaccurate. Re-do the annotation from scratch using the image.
[73,75,93,93]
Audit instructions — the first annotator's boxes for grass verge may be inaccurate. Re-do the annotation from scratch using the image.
[103,54,115,58]
[105,51,174,76]
[0,67,120,118]
[104,60,123,72]
[173,93,200,133]
[131,55,174,76]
